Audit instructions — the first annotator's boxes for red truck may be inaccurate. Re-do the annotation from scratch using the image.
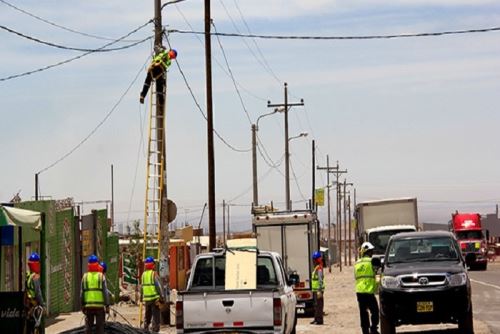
[450,212,488,270]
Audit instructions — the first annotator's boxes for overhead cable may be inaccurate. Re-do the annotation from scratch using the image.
[0,23,150,52]
[164,33,251,153]
[0,0,142,42]
[0,20,152,82]
[219,0,281,84]
[173,4,267,102]
[161,0,188,10]
[37,56,150,174]
[167,26,500,40]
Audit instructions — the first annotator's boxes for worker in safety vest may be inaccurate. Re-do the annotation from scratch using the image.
[310,251,325,325]
[81,254,109,334]
[354,242,380,334]
[25,252,45,334]
[141,256,164,333]
[139,47,177,105]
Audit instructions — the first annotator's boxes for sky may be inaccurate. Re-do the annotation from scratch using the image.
[1,0,500,233]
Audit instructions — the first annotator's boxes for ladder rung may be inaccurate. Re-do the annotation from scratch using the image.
[150,162,162,166]
[148,174,161,178]
[149,150,161,154]
[148,199,160,202]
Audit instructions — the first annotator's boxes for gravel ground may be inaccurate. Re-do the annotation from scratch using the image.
[47,265,492,334]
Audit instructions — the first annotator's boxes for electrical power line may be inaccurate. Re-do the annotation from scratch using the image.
[37,56,150,174]
[173,4,267,102]
[219,0,281,84]
[290,158,307,201]
[164,33,251,153]
[161,0,189,10]
[212,22,252,124]
[167,26,500,40]
[1,20,153,82]
[0,24,150,52]
[0,0,142,42]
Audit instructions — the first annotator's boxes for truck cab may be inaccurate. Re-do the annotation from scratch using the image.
[450,212,487,270]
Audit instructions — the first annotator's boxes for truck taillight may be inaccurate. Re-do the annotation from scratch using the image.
[273,298,282,326]
[176,301,183,330]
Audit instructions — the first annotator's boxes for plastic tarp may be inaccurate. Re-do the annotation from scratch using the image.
[0,205,41,229]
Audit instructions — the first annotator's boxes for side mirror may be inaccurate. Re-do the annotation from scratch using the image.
[371,257,382,268]
[288,273,299,286]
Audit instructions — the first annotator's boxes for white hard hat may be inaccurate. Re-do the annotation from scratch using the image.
[361,242,375,251]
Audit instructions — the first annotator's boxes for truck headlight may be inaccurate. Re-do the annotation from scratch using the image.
[381,276,400,289]
[448,273,467,287]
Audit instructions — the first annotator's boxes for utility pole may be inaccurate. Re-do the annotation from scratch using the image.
[222,200,226,245]
[343,179,353,266]
[354,187,358,261]
[311,140,315,212]
[348,193,352,266]
[317,155,335,273]
[267,83,304,211]
[152,0,170,326]
[35,173,39,201]
[251,124,258,207]
[330,162,347,271]
[227,204,231,239]
[111,164,114,231]
[205,0,216,251]
[318,161,346,270]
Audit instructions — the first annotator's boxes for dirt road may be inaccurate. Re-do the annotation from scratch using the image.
[47,264,492,333]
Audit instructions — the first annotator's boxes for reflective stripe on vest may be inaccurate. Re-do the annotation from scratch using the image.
[83,272,105,308]
[27,272,36,299]
[142,270,160,302]
[354,257,376,294]
[311,265,325,291]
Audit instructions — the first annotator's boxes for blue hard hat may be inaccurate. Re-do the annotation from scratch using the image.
[88,254,99,263]
[312,251,322,260]
[144,256,155,263]
[29,252,40,262]
[100,261,107,273]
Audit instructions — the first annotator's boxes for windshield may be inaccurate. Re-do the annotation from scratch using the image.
[386,237,459,264]
[369,229,416,254]
[191,255,279,290]
[456,230,482,240]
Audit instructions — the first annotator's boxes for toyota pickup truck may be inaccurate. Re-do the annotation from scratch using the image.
[379,231,473,334]
[176,249,297,334]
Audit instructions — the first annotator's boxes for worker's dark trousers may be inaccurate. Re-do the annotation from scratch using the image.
[140,65,165,106]
[313,291,324,324]
[84,307,105,334]
[356,293,379,334]
[144,300,161,332]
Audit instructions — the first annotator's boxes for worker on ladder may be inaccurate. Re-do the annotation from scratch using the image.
[141,256,164,333]
[140,47,177,105]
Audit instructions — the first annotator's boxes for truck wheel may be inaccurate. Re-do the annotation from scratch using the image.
[458,307,474,334]
[479,263,488,271]
[380,312,395,334]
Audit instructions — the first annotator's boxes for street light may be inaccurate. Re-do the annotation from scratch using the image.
[288,132,308,142]
[252,110,279,207]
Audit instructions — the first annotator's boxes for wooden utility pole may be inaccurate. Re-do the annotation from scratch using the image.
[324,162,346,271]
[343,180,353,266]
[222,200,226,244]
[205,0,216,251]
[267,83,304,211]
[348,193,352,266]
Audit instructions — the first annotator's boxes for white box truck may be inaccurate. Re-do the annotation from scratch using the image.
[355,197,419,259]
[252,210,319,315]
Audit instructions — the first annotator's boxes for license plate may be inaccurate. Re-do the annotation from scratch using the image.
[417,301,433,313]
[296,303,305,308]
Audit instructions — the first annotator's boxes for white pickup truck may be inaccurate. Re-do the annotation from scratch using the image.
[176,249,297,334]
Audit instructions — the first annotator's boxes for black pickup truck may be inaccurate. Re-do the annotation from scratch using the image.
[378,231,473,334]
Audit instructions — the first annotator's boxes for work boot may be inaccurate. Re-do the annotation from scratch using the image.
[140,95,145,104]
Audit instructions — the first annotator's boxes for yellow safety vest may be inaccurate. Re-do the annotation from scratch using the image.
[142,270,160,302]
[152,51,171,69]
[311,265,325,291]
[354,257,376,294]
[82,272,105,308]
[26,272,36,299]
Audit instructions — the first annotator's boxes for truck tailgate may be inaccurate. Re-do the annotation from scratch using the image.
[182,291,275,330]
